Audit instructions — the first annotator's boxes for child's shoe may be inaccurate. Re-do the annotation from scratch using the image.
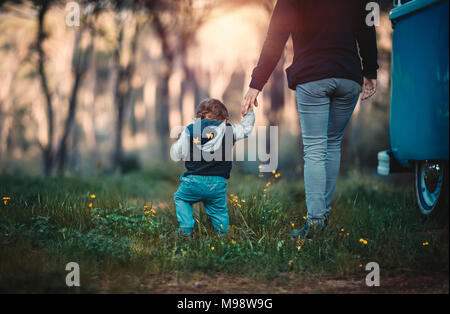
[176,227,194,239]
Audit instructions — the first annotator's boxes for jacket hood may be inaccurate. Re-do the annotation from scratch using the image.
[191,119,228,153]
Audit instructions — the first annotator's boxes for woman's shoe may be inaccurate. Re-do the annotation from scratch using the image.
[291,218,327,240]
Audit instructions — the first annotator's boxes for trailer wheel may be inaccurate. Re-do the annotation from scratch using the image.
[415,160,449,217]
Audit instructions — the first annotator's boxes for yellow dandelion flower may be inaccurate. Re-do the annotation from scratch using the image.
[90,194,96,199]
[359,263,363,268]
[346,233,350,236]
[2,197,11,206]
[258,165,263,169]
[242,199,246,203]
[231,240,236,245]
[341,228,344,232]
[89,203,93,208]
[253,196,257,199]
[211,246,215,251]
[144,205,148,209]
[303,216,307,220]
[258,174,264,178]
[297,246,301,251]
[422,242,429,246]
[272,170,276,174]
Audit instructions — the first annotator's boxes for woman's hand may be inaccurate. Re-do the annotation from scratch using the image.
[361,77,377,101]
[241,88,260,115]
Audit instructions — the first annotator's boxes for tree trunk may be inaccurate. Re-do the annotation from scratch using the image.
[112,20,141,171]
[0,108,12,162]
[155,64,172,160]
[55,25,95,175]
[112,23,126,170]
[179,50,200,125]
[153,15,174,161]
[37,2,54,176]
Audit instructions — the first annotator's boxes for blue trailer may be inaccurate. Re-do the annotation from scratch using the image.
[378,0,449,215]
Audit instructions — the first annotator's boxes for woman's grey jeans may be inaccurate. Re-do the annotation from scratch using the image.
[296,78,361,220]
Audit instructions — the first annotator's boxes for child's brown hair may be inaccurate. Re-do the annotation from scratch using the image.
[195,98,230,121]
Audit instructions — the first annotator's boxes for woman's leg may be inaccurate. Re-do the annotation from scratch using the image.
[296,79,335,221]
[325,79,361,214]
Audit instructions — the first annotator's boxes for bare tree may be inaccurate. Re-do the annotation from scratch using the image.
[0,0,57,174]
[143,0,215,159]
[151,12,174,160]
[111,4,143,170]
[55,5,99,175]
[35,0,55,176]
[177,0,215,124]
[30,0,100,175]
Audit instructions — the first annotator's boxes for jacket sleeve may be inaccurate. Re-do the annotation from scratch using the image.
[249,0,294,91]
[356,1,379,79]
[232,111,255,141]
[170,128,190,161]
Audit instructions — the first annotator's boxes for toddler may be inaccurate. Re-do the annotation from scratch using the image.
[171,98,255,235]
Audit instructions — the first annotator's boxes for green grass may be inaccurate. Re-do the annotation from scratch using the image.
[0,166,448,292]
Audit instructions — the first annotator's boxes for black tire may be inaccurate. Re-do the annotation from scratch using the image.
[415,160,449,219]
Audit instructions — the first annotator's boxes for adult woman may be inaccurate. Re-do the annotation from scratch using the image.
[242,0,379,238]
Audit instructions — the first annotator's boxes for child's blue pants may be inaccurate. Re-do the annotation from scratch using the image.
[174,175,229,234]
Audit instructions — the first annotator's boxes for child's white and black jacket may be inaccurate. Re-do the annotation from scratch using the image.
[171,111,255,179]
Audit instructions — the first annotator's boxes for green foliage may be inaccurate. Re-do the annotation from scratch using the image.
[92,207,160,237]
[66,229,134,261]
[0,169,448,292]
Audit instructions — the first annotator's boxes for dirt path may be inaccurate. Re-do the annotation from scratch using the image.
[92,272,449,294]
